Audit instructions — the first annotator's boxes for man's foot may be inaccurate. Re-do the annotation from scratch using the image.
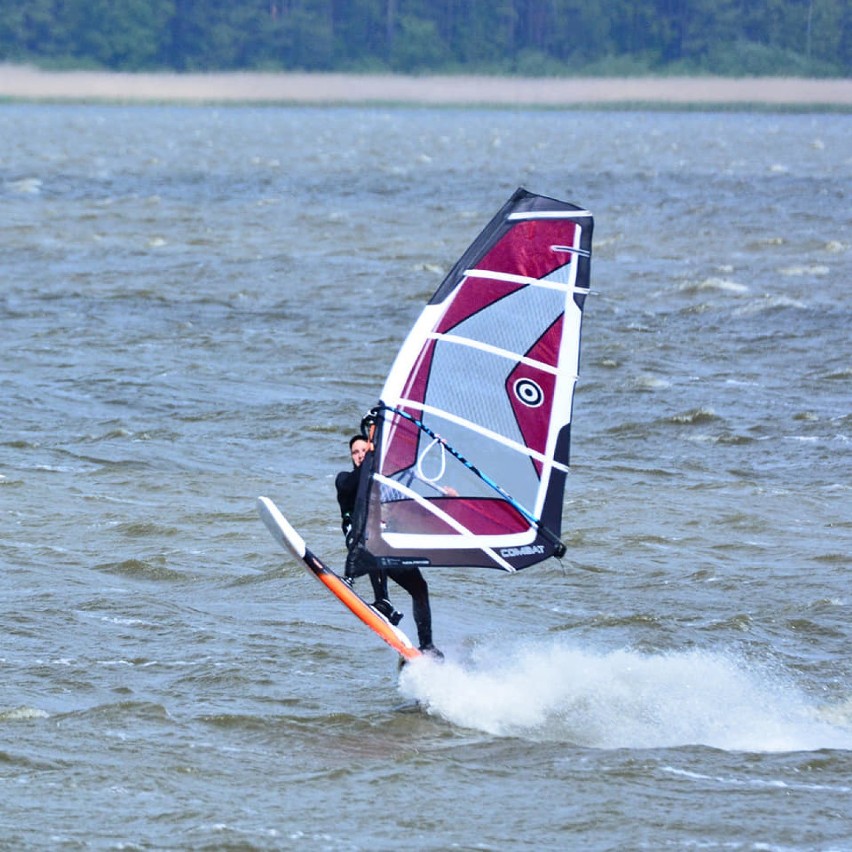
[372,598,403,626]
[341,574,354,588]
[418,643,444,660]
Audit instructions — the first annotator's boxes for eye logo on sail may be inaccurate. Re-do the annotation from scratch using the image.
[513,378,544,408]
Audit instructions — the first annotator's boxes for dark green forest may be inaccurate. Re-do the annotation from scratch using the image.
[0,0,848,76]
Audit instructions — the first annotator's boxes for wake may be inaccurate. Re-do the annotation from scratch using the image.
[398,641,852,752]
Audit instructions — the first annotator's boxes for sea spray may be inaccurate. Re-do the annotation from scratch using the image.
[399,640,852,752]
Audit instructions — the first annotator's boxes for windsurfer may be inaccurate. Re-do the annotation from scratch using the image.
[336,435,442,658]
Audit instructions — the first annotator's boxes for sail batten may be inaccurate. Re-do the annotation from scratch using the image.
[462,268,588,292]
[424,332,565,377]
[351,188,593,574]
[393,398,571,473]
[508,209,594,221]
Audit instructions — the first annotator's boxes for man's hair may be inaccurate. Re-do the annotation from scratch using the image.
[349,435,366,449]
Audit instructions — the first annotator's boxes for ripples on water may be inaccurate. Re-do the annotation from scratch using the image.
[1,105,850,849]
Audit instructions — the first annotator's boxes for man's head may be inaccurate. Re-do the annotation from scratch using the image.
[349,435,368,468]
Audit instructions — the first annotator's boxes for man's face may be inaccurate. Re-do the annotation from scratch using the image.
[350,439,368,467]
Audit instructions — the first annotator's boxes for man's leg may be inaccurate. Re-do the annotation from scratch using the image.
[387,566,439,653]
[345,547,403,625]
[367,569,388,601]
[370,568,403,625]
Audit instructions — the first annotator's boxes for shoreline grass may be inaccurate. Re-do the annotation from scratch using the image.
[1,66,850,111]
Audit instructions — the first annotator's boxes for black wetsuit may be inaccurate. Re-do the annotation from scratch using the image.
[335,464,434,649]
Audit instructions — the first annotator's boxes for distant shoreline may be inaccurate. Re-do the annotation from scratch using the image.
[2,65,851,109]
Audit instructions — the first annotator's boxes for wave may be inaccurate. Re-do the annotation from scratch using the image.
[778,264,830,278]
[667,407,720,425]
[0,705,50,723]
[398,641,852,753]
[4,177,42,194]
[677,277,749,295]
[56,700,172,724]
[633,374,671,390]
[113,521,180,538]
[732,295,807,314]
[822,367,852,381]
[94,557,188,582]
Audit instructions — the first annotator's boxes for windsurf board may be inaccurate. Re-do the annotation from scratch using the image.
[257,496,423,662]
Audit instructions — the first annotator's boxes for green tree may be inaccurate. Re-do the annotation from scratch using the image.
[331,0,389,67]
[0,0,847,76]
[806,0,845,64]
[63,0,175,69]
[390,13,450,71]
[279,2,335,69]
[0,2,27,60]
[535,0,614,64]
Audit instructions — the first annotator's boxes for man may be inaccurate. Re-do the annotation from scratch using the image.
[336,435,442,658]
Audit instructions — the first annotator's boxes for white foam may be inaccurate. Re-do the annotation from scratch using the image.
[678,277,749,294]
[399,641,852,753]
[0,705,50,722]
[6,177,42,194]
[778,264,830,277]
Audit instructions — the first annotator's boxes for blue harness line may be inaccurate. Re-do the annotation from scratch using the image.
[373,402,566,558]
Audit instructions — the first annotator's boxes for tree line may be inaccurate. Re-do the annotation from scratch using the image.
[0,0,848,76]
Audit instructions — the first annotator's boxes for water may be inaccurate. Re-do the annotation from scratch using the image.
[1,103,851,849]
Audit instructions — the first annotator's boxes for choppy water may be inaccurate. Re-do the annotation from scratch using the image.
[1,103,851,850]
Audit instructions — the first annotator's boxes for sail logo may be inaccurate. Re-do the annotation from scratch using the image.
[500,544,546,557]
[513,378,544,408]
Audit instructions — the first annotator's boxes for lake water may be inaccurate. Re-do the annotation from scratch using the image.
[1,103,851,850]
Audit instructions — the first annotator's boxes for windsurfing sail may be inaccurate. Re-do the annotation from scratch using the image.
[351,188,593,574]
